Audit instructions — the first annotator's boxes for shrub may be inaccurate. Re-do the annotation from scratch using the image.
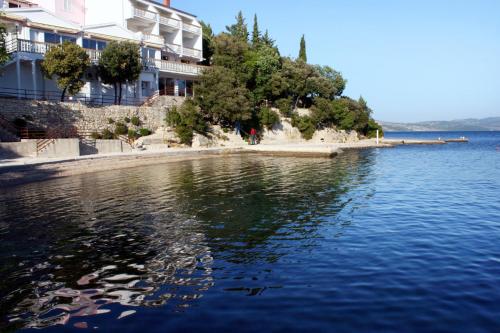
[275,97,294,117]
[258,107,280,130]
[114,122,128,135]
[101,128,116,140]
[128,129,139,139]
[108,118,115,124]
[165,99,206,145]
[124,117,131,123]
[291,114,316,140]
[90,131,102,140]
[364,119,384,139]
[138,128,152,137]
[131,116,141,126]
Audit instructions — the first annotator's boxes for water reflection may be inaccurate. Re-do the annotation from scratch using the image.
[0,151,375,330]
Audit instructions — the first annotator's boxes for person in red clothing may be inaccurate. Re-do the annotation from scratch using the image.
[250,128,257,145]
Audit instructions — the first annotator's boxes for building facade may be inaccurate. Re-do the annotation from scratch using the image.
[0,0,204,103]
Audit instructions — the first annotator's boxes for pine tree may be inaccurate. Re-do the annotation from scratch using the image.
[226,11,248,42]
[298,34,307,62]
[262,29,274,47]
[252,14,260,47]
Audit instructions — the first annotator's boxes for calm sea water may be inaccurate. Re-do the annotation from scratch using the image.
[1,131,500,332]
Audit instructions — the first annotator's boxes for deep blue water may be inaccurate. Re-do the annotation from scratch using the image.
[1,131,500,332]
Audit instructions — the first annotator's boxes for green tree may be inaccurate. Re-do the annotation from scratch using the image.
[252,14,261,47]
[166,98,206,145]
[212,33,250,83]
[200,20,214,66]
[298,34,307,62]
[41,41,90,101]
[262,30,275,48]
[0,23,9,66]
[194,66,252,125]
[315,65,346,98]
[226,11,248,42]
[98,41,142,105]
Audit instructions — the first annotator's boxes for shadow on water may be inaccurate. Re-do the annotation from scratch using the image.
[0,150,376,330]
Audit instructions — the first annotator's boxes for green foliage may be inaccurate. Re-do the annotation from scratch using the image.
[0,23,9,66]
[291,113,316,140]
[124,117,130,123]
[138,128,152,137]
[258,107,280,130]
[194,66,251,125]
[299,35,307,62]
[114,122,128,135]
[275,97,294,117]
[101,129,116,140]
[131,116,141,126]
[107,118,115,124]
[127,128,138,140]
[252,14,261,47]
[41,42,90,101]
[166,99,206,145]
[90,131,102,140]
[365,119,384,138]
[226,11,248,42]
[98,41,142,104]
[200,21,214,66]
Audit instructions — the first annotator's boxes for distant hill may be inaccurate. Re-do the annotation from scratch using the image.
[380,117,500,132]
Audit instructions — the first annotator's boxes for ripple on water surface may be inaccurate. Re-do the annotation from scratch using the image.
[1,132,500,332]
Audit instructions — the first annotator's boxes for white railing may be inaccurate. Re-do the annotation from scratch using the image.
[182,22,201,35]
[17,39,57,54]
[182,46,202,59]
[133,7,157,21]
[160,16,181,29]
[142,58,205,76]
[85,49,102,63]
[142,34,165,45]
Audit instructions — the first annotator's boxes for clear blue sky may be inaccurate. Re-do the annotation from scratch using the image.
[167,0,500,122]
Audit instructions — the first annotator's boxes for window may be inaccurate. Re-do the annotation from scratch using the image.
[142,48,156,59]
[44,32,76,44]
[64,0,71,11]
[83,38,107,50]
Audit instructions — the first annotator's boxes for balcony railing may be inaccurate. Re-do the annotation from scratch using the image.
[182,46,202,59]
[165,43,182,54]
[9,39,205,76]
[142,34,165,45]
[85,49,102,63]
[182,22,201,35]
[133,7,157,21]
[160,16,181,29]
[143,58,205,76]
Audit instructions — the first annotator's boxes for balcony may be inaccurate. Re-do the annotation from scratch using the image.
[85,49,102,63]
[182,22,201,35]
[15,39,57,54]
[182,46,202,59]
[132,7,157,21]
[159,16,181,29]
[165,43,182,54]
[143,58,205,76]
[142,34,165,45]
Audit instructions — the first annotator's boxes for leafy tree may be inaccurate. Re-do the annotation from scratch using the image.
[252,14,261,47]
[0,23,9,66]
[274,58,317,108]
[315,65,346,98]
[291,113,316,140]
[200,20,214,66]
[98,41,142,105]
[299,34,307,62]
[194,66,252,125]
[226,11,248,42]
[41,41,90,101]
[212,33,249,76]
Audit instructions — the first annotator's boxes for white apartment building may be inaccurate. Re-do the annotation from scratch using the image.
[0,0,204,104]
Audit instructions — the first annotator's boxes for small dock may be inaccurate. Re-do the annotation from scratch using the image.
[445,138,469,143]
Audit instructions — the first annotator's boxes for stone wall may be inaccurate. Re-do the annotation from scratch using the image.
[0,97,185,135]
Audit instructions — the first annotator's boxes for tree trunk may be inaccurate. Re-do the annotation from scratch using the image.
[61,87,67,102]
[118,82,123,105]
[113,82,117,105]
